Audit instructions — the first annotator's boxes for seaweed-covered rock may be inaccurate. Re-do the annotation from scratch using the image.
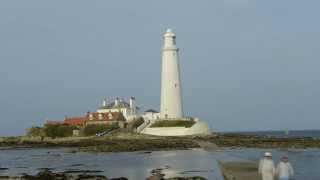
[21,169,67,180]
[146,176,207,180]
[76,174,108,180]
[20,169,113,180]
[109,177,128,180]
[166,177,207,180]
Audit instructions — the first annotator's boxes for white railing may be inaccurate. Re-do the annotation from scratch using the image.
[136,119,151,133]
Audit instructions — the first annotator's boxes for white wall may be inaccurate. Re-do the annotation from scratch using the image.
[142,112,160,121]
[97,107,138,121]
[141,120,211,136]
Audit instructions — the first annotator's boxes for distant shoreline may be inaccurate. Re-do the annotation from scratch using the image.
[1,132,320,152]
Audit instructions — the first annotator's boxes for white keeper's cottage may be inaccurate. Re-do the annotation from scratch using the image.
[97,97,139,121]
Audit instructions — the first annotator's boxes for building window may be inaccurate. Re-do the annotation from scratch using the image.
[108,113,113,119]
[98,113,103,120]
[89,114,94,120]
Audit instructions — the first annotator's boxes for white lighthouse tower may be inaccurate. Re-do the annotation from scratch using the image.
[160,29,184,119]
[142,29,211,136]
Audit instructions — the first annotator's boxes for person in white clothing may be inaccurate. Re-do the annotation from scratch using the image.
[276,156,294,180]
[259,152,276,180]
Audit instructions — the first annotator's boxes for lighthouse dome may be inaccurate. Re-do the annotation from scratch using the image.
[164,28,176,37]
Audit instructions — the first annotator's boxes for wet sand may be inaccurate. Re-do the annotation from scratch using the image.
[219,161,261,180]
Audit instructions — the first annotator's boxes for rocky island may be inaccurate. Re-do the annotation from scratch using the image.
[1,132,320,151]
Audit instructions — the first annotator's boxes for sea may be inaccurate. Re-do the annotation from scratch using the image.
[228,129,320,139]
[0,130,319,180]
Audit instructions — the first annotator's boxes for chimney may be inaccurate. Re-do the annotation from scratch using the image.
[115,97,119,106]
[102,98,107,107]
[129,97,135,109]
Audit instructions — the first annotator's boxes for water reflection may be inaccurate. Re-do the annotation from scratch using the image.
[2,148,319,179]
[0,148,223,180]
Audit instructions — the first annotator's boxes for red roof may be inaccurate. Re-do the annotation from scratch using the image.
[45,121,64,125]
[45,112,125,127]
[64,117,88,126]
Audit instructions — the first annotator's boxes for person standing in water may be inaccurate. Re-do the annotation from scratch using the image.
[259,152,276,180]
[276,156,294,180]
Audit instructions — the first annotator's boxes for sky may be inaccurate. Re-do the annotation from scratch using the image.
[0,0,319,136]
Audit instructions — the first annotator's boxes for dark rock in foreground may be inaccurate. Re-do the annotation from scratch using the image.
[147,176,207,180]
[166,177,206,180]
[20,169,125,180]
[21,169,68,180]
[17,169,206,180]
[147,167,207,180]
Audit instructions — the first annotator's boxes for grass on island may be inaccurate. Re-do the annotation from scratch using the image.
[150,120,195,128]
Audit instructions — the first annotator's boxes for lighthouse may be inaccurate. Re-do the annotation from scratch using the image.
[160,29,184,119]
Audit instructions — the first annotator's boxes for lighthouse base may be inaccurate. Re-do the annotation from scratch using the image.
[141,119,211,136]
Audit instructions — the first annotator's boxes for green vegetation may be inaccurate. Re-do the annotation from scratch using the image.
[0,136,21,142]
[26,126,44,137]
[81,123,119,136]
[25,123,121,138]
[43,124,78,138]
[150,120,195,128]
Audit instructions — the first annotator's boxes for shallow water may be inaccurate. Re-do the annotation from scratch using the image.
[232,129,320,138]
[0,148,223,179]
[0,148,319,179]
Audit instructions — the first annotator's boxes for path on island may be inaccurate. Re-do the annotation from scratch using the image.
[196,140,220,151]
[220,162,261,180]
